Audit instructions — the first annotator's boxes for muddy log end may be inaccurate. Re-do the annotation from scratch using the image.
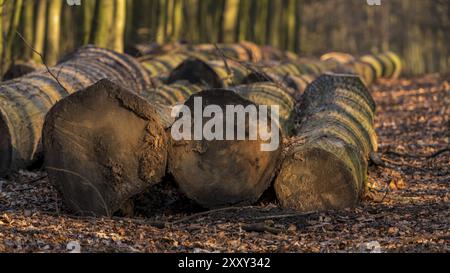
[275,138,365,212]
[169,89,282,208]
[43,79,169,216]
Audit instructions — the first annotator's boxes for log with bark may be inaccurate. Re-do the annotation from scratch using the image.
[274,74,377,212]
[168,88,284,208]
[138,53,195,77]
[190,41,263,62]
[43,80,205,216]
[0,46,151,176]
[324,52,403,85]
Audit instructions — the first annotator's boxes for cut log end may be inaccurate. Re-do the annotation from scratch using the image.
[169,89,282,208]
[43,79,169,216]
[275,144,361,212]
[167,58,223,88]
[3,61,43,80]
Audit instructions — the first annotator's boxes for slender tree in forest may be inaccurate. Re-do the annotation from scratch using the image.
[4,0,24,70]
[45,0,63,66]
[237,0,250,41]
[90,0,114,48]
[22,0,34,59]
[165,0,174,39]
[172,0,183,41]
[222,0,239,43]
[294,0,302,52]
[113,0,127,52]
[156,0,167,43]
[33,0,47,63]
[266,0,280,48]
[83,0,96,44]
[0,0,4,68]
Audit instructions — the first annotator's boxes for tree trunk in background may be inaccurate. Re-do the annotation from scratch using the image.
[237,0,249,41]
[266,0,281,48]
[172,0,183,41]
[254,0,268,45]
[45,0,63,66]
[32,0,47,63]
[113,0,127,53]
[4,0,24,71]
[0,0,4,72]
[294,0,302,53]
[286,0,296,52]
[22,0,34,60]
[165,0,175,40]
[156,0,167,43]
[83,0,96,44]
[90,0,114,48]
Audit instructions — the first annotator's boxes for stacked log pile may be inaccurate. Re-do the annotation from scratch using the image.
[0,41,403,216]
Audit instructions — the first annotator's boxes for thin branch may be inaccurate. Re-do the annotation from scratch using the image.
[15,31,69,94]
[385,147,450,159]
[170,206,256,225]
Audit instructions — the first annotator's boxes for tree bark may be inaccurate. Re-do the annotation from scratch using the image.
[274,74,377,212]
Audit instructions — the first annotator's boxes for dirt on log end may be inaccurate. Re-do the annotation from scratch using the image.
[168,89,282,208]
[43,79,170,217]
[275,74,377,212]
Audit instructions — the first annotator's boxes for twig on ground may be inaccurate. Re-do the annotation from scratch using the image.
[170,206,256,225]
[385,147,450,159]
[252,211,316,221]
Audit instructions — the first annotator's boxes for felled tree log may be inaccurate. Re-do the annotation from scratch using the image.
[274,74,377,212]
[231,82,296,134]
[0,46,151,176]
[43,80,205,216]
[126,42,184,57]
[138,53,194,77]
[167,57,250,88]
[190,41,262,62]
[168,89,283,208]
[3,60,44,80]
[324,52,403,85]
[242,71,314,100]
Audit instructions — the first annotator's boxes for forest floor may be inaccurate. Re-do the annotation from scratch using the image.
[0,74,448,253]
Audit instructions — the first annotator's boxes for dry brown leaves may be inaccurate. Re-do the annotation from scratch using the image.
[0,74,448,253]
